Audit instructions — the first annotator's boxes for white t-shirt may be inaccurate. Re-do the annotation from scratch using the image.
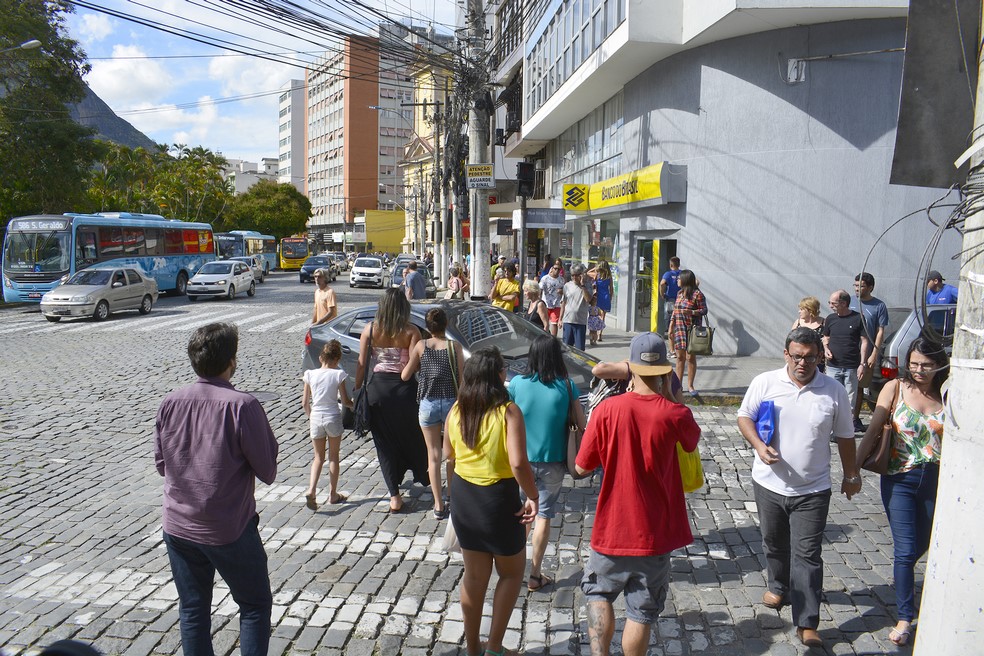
[737,367,853,496]
[303,367,348,420]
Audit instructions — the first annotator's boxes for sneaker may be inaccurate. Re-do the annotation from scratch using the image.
[853,418,865,433]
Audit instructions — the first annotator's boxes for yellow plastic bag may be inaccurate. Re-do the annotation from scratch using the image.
[677,443,704,493]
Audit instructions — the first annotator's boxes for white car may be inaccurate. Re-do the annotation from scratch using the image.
[350,257,386,289]
[229,255,265,283]
[187,261,255,301]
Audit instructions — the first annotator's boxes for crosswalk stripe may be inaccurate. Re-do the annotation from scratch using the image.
[247,313,308,332]
[0,319,47,334]
[134,309,246,332]
[230,312,281,328]
[282,319,316,334]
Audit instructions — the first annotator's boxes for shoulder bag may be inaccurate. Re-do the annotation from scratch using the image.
[564,380,587,479]
[586,363,631,419]
[351,323,375,437]
[860,382,900,475]
[687,317,714,356]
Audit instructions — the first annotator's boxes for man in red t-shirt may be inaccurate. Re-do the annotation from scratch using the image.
[575,332,701,656]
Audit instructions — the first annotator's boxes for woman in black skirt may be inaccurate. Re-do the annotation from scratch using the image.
[446,347,539,656]
[355,289,429,512]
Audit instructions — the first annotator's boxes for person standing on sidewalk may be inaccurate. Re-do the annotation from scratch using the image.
[851,272,889,430]
[539,263,565,337]
[154,323,279,656]
[668,270,707,396]
[737,327,861,649]
[560,264,593,350]
[311,268,337,326]
[658,256,681,334]
[823,290,869,432]
[575,333,700,656]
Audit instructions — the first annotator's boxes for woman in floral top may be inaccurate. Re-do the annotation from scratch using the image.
[856,337,947,646]
[668,270,707,395]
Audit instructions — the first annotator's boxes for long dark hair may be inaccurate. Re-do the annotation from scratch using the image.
[455,347,510,449]
[678,270,698,300]
[525,335,568,385]
[901,336,949,396]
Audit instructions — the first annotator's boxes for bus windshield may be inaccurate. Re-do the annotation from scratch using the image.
[216,238,244,258]
[2,230,72,273]
[282,240,308,258]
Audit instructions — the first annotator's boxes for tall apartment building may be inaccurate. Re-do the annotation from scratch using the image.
[305,25,417,247]
[277,79,305,192]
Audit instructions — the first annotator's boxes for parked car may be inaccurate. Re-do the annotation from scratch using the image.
[302,300,598,398]
[229,255,265,283]
[866,304,957,405]
[187,260,255,301]
[327,251,349,271]
[40,266,159,322]
[350,257,387,289]
[299,256,337,283]
[390,262,437,298]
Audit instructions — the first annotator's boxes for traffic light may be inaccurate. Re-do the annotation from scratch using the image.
[516,161,535,197]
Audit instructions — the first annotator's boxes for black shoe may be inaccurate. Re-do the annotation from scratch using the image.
[853,418,866,433]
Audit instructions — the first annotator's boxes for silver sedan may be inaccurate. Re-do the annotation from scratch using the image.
[40,267,159,322]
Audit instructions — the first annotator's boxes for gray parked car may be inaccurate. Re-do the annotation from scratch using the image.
[866,304,956,405]
[302,300,598,398]
[229,255,265,283]
[40,266,159,322]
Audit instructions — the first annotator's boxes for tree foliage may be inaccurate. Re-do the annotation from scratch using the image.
[225,179,312,239]
[0,0,102,223]
[87,142,233,223]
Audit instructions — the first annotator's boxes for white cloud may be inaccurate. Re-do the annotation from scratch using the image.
[77,14,115,42]
[86,45,175,107]
[208,56,295,98]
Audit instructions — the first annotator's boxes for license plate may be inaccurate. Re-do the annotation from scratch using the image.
[27,292,42,299]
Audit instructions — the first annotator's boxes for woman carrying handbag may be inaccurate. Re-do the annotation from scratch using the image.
[855,337,948,646]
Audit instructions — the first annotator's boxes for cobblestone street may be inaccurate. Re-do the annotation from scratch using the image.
[0,283,910,655]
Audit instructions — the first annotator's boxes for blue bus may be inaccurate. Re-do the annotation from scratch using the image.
[1,212,216,302]
[215,230,277,273]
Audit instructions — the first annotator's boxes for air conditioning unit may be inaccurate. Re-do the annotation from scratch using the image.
[534,159,545,170]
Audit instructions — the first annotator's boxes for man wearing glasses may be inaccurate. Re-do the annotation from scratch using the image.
[539,263,565,337]
[736,327,860,649]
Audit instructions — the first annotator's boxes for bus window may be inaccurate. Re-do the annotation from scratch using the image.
[145,228,163,255]
[99,227,123,259]
[124,228,145,256]
[77,230,98,266]
[198,231,214,254]
[165,229,184,254]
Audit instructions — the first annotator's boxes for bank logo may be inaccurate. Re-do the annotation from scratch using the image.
[564,184,587,209]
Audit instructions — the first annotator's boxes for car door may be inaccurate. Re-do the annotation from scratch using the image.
[124,269,145,309]
[109,269,130,308]
[236,263,251,288]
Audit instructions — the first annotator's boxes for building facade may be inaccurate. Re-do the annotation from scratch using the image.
[277,79,306,192]
[222,158,280,195]
[493,2,962,355]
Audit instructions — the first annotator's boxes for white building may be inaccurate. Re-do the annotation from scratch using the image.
[277,79,306,192]
[222,158,280,195]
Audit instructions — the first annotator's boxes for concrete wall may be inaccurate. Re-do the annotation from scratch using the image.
[620,18,962,355]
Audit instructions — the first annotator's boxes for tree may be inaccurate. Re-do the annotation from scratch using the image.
[0,0,101,223]
[225,180,311,239]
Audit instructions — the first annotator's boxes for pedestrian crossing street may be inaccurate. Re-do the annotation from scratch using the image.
[0,303,315,336]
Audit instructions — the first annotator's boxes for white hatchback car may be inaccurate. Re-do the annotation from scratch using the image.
[188,261,255,301]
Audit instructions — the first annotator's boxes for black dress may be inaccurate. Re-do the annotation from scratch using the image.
[525,300,546,330]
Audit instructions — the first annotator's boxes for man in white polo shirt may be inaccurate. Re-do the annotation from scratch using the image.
[737,327,861,649]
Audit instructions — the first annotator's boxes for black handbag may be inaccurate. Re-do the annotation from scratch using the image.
[352,323,374,437]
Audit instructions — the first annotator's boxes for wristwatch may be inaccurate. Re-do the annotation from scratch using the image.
[843,475,861,485]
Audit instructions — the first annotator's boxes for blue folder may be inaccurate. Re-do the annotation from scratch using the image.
[756,400,776,445]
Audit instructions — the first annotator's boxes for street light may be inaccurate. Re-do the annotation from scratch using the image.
[0,39,41,55]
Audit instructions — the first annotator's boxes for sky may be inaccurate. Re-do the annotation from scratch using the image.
[65,0,460,164]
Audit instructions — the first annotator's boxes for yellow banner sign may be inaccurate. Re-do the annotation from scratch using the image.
[589,162,663,210]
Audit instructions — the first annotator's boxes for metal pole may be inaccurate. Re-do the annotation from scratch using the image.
[467,0,490,299]
[517,193,527,312]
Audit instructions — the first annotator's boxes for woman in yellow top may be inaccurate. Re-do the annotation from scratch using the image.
[447,347,538,656]
[489,263,520,312]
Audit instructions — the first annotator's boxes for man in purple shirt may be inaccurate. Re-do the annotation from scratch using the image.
[155,323,279,656]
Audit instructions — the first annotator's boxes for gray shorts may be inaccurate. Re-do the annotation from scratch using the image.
[528,461,565,519]
[581,548,671,624]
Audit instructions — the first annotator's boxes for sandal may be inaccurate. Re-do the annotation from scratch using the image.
[329,493,347,504]
[889,626,912,646]
[305,494,318,511]
[527,573,553,591]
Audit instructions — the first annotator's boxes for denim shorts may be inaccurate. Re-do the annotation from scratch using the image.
[418,397,455,427]
[581,548,671,624]
[528,461,566,519]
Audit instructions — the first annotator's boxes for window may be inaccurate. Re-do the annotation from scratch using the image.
[99,227,123,259]
[164,229,184,254]
[123,228,145,256]
[125,270,142,285]
[76,230,98,265]
[145,228,162,255]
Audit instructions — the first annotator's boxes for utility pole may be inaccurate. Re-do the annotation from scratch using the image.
[466,0,490,299]
[913,8,984,654]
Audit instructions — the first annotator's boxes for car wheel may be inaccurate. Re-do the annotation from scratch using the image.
[45,315,61,322]
[299,276,304,283]
[174,271,188,296]
[228,285,236,300]
[139,295,153,314]
[258,273,265,283]
[247,281,256,297]
[350,282,355,288]
[93,300,110,321]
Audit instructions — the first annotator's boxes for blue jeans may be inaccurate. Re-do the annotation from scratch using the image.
[563,323,586,350]
[826,365,858,410]
[881,464,939,622]
[753,482,831,629]
[163,516,272,656]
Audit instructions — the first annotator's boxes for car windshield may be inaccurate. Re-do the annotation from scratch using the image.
[198,262,233,275]
[67,269,112,286]
[355,258,381,268]
[305,257,330,266]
